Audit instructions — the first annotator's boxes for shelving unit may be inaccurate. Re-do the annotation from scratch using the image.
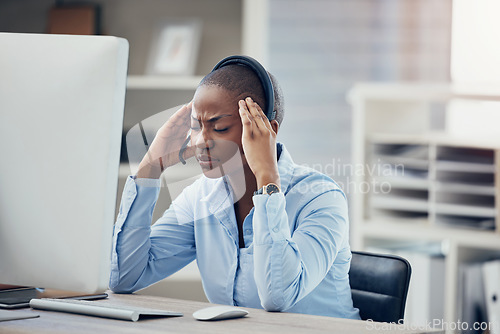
[126,75,204,90]
[368,137,498,230]
[348,83,500,331]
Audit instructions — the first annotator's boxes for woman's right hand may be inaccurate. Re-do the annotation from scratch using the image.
[136,102,195,179]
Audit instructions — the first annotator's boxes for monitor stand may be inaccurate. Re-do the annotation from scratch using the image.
[0,285,107,309]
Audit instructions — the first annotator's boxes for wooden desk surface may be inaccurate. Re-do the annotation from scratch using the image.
[1,292,442,334]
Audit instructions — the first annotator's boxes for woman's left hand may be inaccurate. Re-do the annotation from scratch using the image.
[239,97,280,189]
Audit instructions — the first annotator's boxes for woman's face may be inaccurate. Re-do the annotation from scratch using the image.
[190,85,247,178]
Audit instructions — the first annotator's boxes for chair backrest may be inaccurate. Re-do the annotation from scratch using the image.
[349,251,412,323]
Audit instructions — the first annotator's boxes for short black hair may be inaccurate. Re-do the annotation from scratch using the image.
[199,64,285,125]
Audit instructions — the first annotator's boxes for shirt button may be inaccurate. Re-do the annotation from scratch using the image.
[245,229,252,235]
[272,227,279,233]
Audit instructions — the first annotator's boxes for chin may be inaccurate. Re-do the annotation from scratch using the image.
[200,165,225,179]
[198,157,246,180]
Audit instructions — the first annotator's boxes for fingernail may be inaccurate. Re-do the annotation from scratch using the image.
[246,97,252,102]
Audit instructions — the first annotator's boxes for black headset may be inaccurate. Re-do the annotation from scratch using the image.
[179,55,275,165]
[212,55,276,121]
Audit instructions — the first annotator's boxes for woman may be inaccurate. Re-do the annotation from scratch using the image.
[110,56,360,319]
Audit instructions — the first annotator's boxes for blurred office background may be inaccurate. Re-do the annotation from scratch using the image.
[0,0,452,189]
[2,1,499,332]
[268,0,450,188]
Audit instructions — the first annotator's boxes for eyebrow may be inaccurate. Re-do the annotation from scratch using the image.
[191,114,233,123]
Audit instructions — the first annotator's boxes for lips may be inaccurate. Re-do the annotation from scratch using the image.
[196,154,219,169]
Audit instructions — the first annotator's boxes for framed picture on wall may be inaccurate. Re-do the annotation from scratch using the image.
[146,19,202,76]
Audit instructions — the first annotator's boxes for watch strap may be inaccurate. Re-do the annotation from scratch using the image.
[253,188,263,196]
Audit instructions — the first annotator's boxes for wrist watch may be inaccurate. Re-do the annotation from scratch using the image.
[254,183,281,196]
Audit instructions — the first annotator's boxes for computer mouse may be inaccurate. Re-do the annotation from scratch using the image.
[192,305,249,321]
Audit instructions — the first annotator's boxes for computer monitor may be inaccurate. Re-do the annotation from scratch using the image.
[0,33,128,301]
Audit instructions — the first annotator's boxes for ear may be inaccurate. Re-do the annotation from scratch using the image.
[270,119,279,135]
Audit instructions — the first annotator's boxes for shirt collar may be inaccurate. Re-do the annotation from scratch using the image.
[200,142,294,213]
[276,142,294,194]
[200,176,232,213]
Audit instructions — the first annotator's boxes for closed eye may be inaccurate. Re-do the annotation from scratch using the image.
[214,128,229,133]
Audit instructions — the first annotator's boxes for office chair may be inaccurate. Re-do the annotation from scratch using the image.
[349,251,412,323]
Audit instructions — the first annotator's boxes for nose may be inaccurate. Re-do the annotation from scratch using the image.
[192,127,214,150]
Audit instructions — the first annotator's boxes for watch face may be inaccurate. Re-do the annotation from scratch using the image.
[265,184,280,195]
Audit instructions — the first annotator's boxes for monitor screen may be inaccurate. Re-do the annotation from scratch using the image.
[0,33,128,294]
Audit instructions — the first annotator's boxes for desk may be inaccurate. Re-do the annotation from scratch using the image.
[2,292,443,334]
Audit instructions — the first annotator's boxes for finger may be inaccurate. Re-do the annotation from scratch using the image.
[164,102,191,129]
[238,100,253,138]
[170,103,188,121]
[158,103,192,139]
[239,104,253,136]
[181,101,193,127]
[251,98,274,132]
[173,102,192,127]
[245,97,267,131]
[239,99,253,123]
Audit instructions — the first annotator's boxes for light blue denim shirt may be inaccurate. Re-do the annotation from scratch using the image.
[110,143,360,319]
